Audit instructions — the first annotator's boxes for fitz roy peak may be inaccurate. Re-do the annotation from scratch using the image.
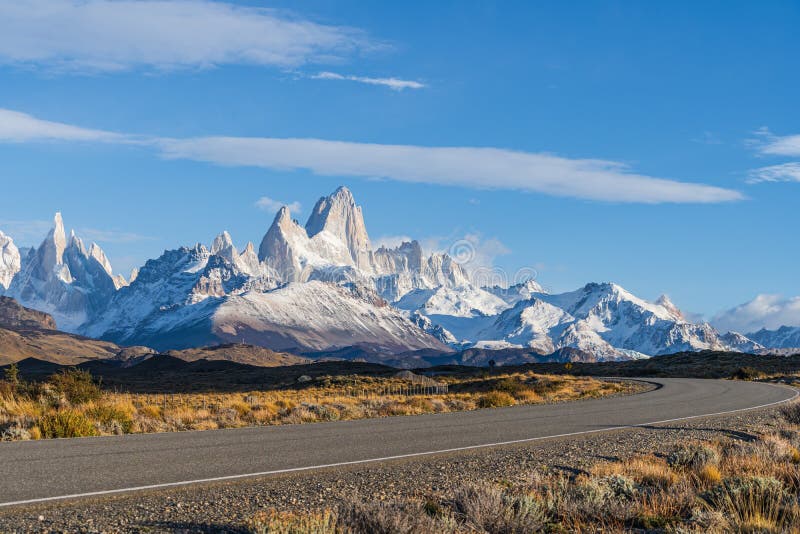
[0,187,776,358]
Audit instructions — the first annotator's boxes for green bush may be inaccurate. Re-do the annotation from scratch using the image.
[48,368,101,405]
[39,410,98,438]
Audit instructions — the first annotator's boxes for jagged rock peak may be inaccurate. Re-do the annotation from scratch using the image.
[88,243,114,277]
[0,231,21,291]
[38,212,68,273]
[305,186,373,271]
[211,231,236,256]
[655,294,684,320]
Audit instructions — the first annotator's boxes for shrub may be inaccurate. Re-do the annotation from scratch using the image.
[335,501,447,534]
[667,443,719,470]
[0,423,31,441]
[4,363,20,386]
[85,402,135,434]
[701,476,793,530]
[780,403,800,425]
[247,509,337,534]
[48,368,101,405]
[451,484,547,533]
[39,410,98,438]
[478,391,515,408]
[494,378,528,398]
[731,367,763,381]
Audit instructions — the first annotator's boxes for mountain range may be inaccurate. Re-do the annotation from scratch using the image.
[0,186,797,361]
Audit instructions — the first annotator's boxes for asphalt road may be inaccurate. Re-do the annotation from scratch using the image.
[0,378,794,507]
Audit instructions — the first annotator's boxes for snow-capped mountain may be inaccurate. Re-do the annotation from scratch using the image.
[0,231,20,291]
[747,326,800,350]
[0,186,781,359]
[82,219,447,352]
[3,214,125,331]
[419,283,731,359]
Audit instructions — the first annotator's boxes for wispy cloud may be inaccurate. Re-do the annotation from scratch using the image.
[158,136,743,204]
[0,0,378,73]
[0,108,124,142]
[255,196,302,214]
[312,71,425,91]
[748,162,800,184]
[713,294,800,333]
[750,127,800,157]
[0,108,744,204]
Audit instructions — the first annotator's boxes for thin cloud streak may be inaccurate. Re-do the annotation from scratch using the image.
[748,162,800,184]
[312,71,425,91]
[751,128,800,157]
[0,0,378,73]
[0,108,125,143]
[157,136,744,204]
[0,108,744,204]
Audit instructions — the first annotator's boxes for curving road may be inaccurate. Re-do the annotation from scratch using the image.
[0,378,794,507]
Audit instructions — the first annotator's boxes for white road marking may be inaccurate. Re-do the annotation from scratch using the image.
[1,384,796,508]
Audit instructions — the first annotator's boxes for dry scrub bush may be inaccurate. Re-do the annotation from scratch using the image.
[478,391,516,408]
[38,410,98,438]
[248,509,337,534]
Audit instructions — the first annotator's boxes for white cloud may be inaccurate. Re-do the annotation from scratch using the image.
[157,136,744,204]
[713,294,800,333]
[0,0,377,73]
[255,196,302,215]
[0,108,745,204]
[0,108,124,142]
[312,71,425,91]
[748,162,800,184]
[757,132,800,157]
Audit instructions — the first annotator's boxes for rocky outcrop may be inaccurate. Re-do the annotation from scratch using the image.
[0,296,57,330]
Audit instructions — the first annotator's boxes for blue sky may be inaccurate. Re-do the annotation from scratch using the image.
[0,0,799,328]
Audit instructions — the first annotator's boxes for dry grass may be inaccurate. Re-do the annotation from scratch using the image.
[247,402,800,533]
[0,370,638,441]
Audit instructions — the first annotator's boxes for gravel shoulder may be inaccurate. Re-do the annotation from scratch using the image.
[0,393,789,533]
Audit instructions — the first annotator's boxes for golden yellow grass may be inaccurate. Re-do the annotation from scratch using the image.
[0,371,639,440]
